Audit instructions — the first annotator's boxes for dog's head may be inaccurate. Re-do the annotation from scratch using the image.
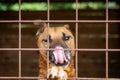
[35,22,75,67]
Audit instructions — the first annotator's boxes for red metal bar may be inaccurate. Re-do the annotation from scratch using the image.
[106,0,109,79]
[47,0,50,78]
[0,48,120,51]
[0,20,120,23]
[0,77,120,80]
[0,77,45,80]
[18,0,22,79]
[75,0,78,79]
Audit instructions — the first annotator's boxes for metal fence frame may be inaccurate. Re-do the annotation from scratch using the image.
[0,0,120,80]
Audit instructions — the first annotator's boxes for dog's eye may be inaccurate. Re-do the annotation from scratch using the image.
[42,39,48,43]
[62,32,71,41]
[42,35,52,43]
[64,36,71,41]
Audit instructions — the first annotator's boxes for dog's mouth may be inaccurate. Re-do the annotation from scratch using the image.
[49,46,71,66]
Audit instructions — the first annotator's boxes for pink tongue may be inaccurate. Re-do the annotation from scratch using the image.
[53,46,68,64]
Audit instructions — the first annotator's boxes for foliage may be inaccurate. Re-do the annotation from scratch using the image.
[0,2,118,11]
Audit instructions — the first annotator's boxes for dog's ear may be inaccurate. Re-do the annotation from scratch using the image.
[64,24,69,29]
[34,21,47,36]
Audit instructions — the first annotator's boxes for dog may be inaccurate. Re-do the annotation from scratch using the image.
[34,21,76,80]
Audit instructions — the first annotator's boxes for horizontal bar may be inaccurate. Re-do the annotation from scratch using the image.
[0,77,44,80]
[0,48,120,51]
[0,20,120,23]
[0,77,119,80]
[76,78,120,80]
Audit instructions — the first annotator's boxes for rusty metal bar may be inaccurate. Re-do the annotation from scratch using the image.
[47,0,50,79]
[0,76,51,79]
[0,77,120,80]
[75,0,78,79]
[0,20,120,23]
[105,0,109,79]
[0,48,120,51]
[18,0,22,79]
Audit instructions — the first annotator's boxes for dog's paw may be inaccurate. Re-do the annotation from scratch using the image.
[47,66,67,80]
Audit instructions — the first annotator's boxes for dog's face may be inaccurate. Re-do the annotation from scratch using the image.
[35,22,75,67]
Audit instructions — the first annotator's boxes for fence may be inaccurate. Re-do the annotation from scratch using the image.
[0,0,120,80]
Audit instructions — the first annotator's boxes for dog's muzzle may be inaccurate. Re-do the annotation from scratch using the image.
[49,45,71,66]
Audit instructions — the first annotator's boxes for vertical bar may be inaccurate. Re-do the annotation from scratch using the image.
[47,0,50,21]
[106,0,109,79]
[75,0,78,79]
[18,0,21,79]
[47,0,50,79]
